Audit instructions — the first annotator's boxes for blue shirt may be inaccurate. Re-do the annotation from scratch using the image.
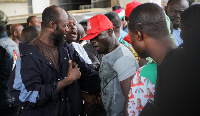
[120,29,128,39]
[123,25,128,33]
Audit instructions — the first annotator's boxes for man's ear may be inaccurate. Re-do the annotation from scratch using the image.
[135,30,143,41]
[107,28,114,36]
[28,22,32,26]
[49,21,56,29]
[14,31,17,36]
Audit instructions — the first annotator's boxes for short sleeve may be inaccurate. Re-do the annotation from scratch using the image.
[113,56,138,81]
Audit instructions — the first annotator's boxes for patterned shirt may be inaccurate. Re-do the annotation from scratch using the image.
[128,62,157,116]
[173,28,183,47]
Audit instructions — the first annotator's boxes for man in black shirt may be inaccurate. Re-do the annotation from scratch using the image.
[128,3,200,116]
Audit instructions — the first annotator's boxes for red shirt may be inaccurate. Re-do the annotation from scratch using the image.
[144,94,154,98]
[136,105,144,110]
[131,81,144,87]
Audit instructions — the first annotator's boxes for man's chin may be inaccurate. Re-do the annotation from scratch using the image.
[54,36,64,46]
[97,50,103,54]
[173,23,180,29]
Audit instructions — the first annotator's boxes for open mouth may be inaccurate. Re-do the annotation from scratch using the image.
[70,31,77,37]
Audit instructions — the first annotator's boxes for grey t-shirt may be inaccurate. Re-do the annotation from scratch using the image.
[99,44,139,116]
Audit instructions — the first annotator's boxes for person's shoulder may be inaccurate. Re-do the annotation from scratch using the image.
[0,36,17,46]
[164,48,183,62]
[158,48,185,71]
[120,44,137,58]
[19,42,33,55]
[63,42,75,50]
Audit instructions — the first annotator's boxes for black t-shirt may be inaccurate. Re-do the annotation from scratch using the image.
[155,48,200,116]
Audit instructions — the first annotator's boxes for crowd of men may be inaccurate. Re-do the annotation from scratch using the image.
[0,0,200,116]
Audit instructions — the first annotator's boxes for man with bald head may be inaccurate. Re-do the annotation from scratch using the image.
[10,24,24,45]
[166,0,189,46]
[8,5,99,116]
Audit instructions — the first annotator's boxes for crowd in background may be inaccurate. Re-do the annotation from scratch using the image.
[0,0,200,116]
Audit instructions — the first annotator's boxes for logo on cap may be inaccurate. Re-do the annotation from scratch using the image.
[87,20,91,31]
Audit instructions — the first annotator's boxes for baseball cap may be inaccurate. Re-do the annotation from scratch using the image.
[112,6,125,19]
[81,14,113,40]
[0,10,8,27]
[125,1,142,18]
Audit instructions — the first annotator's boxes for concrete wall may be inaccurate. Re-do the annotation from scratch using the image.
[50,0,59,6]
[111,0,160,8]
[0,3,28,16]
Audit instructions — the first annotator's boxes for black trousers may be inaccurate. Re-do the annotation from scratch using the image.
[0,105,20,116]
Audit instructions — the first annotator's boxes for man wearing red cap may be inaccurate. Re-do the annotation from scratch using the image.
[81,14,139,116]
[112,6,128,40]
[122,1,142,45]
[124,0,142,33]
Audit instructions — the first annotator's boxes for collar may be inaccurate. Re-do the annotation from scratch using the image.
[0,32,8,39]
[117,36,122,41]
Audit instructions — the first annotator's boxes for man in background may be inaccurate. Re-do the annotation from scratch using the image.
[0,10,20,116]
[20,25,40,42]
[124,0,142,33]
[112,6,128,39]
[27,16,41,28]
[10,24,24,45]
[166,0,189,46]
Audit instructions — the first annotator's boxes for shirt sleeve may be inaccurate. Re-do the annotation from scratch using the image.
[72,42,92,64]
[113,56,138,81]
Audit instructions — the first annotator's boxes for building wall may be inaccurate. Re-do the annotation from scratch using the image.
[50,0,59,6]
[0,3,28,16]
[112,0,161,9]
[32,0,50,14]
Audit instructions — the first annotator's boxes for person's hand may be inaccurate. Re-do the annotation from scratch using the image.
[81,92,96,103]
[66,60,81,82]
[56,60,81,92]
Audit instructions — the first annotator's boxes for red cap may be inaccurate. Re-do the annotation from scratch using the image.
[125,1,142,18]
[112,6,125,19]
[81,14,113,40]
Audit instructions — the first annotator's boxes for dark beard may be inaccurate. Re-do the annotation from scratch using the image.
[51,25,65,46]
[53,33,64,46]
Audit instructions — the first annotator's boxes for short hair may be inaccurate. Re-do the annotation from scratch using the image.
[21,25,40,42]
[27,16,36,24]
[42,5,60,27]
[180,4,200,42]
[167,0,189,7]
[128,3,169,39]
[104,11,121,29]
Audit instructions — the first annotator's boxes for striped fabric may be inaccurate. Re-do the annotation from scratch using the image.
[173,28,183,47]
